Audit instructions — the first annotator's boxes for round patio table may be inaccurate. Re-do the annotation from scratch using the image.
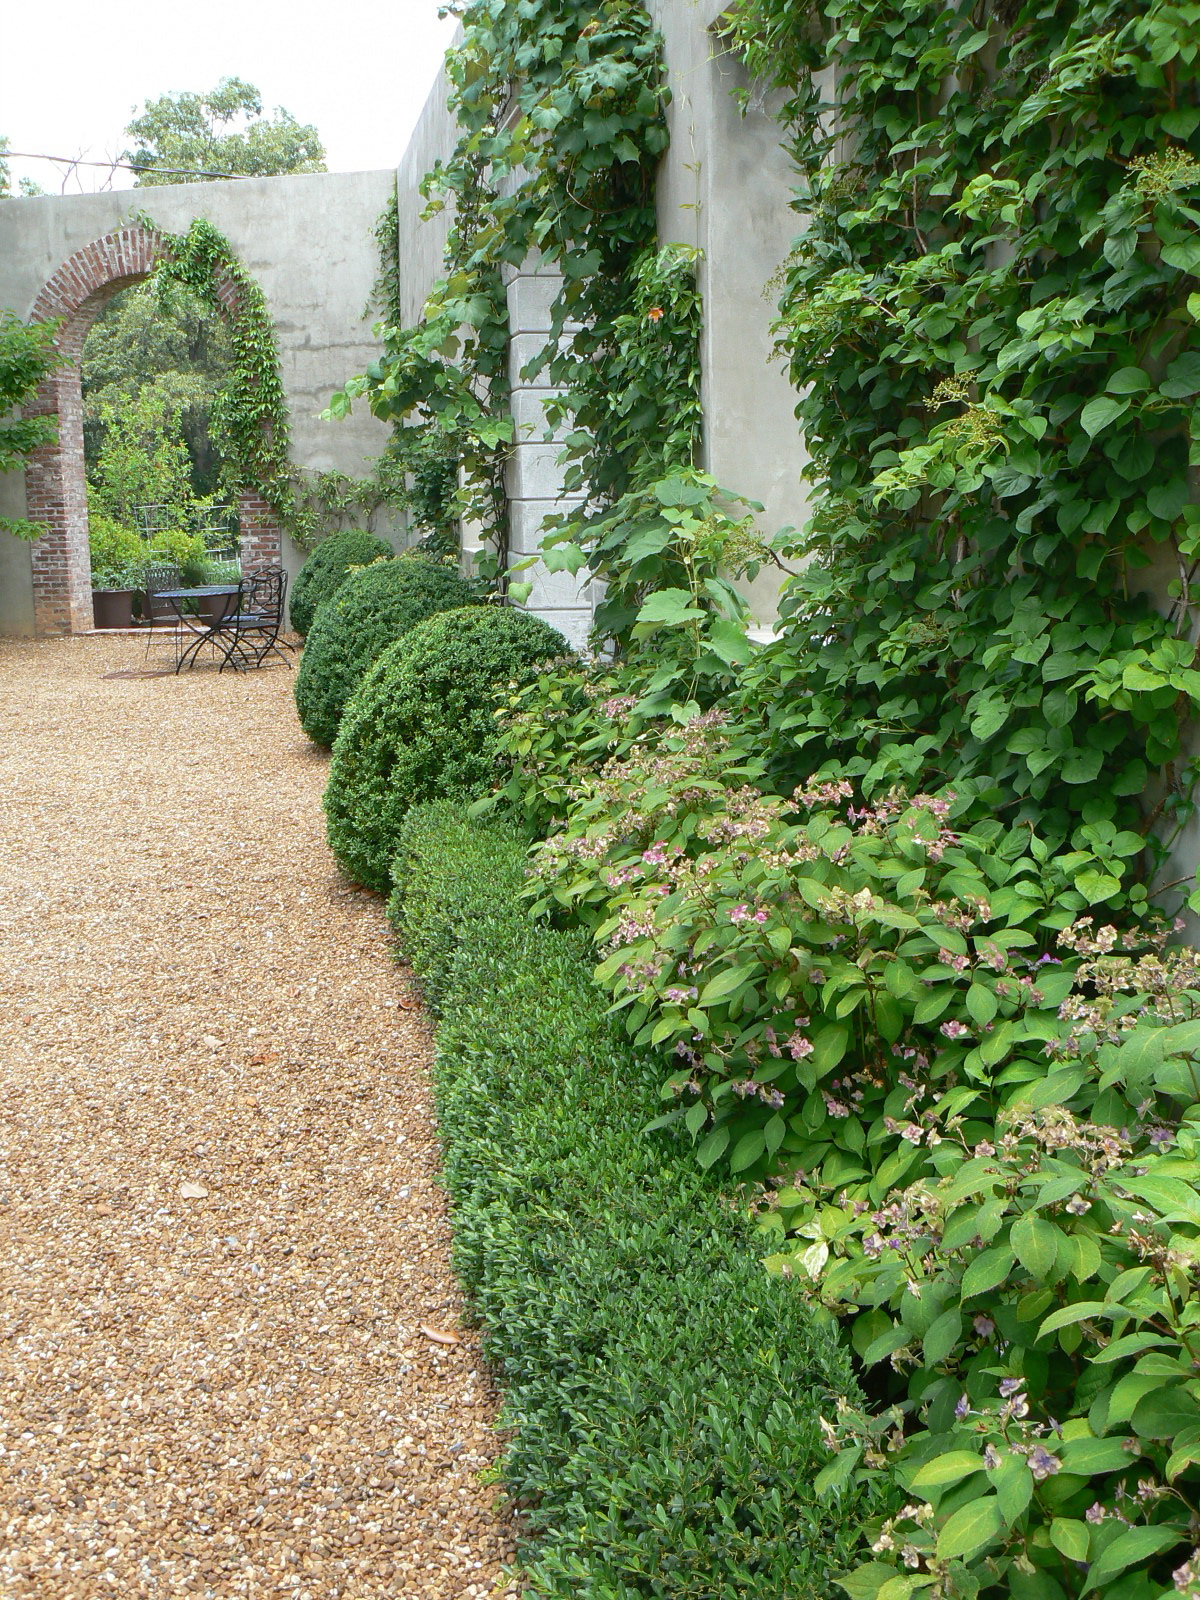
[155,585,242,673]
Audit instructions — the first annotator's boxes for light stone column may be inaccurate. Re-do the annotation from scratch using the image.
[503,257,597,653]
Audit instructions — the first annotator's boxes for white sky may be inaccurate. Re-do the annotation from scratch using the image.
[0,0,459,195]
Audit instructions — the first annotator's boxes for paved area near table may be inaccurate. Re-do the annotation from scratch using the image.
[0,637,516,1600]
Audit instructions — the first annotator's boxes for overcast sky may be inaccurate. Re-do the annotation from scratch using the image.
[1,0,459,195]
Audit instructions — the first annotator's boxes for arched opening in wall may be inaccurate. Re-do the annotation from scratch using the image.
[83,276,241,625]
[23,225,281,636]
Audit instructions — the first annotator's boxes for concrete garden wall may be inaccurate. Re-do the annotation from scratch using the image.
[0,170,399,635]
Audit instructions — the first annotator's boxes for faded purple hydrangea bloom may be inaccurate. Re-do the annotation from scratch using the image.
[1028,1446,1061,1480]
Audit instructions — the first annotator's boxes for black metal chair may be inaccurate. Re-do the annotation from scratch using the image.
[142,562,181,660]
[216,566,295,672]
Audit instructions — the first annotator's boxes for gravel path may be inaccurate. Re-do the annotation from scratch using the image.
[0,637,517,1600]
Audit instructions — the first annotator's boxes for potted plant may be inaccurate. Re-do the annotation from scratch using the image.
[91,562,146,630]
[196,556,242,623]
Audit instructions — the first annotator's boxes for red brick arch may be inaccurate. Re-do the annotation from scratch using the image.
[23,224,280,635]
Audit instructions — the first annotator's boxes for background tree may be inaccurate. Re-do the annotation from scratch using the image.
[87,387,201,531]
[121,77,325,184]
[0,311,62,538]
[0,136,47,198]
[82,279,234,499]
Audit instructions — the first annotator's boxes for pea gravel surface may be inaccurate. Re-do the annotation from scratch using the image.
[0,637,518,1600]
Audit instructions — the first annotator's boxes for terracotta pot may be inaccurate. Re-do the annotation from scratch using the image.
[92,588,135,630]
[197,592,234,625]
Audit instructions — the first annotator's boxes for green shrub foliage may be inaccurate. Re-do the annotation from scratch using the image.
[502,683,1200,1596]
[289,528,392,636]
[323,606,567,891]
[315,0,1200,1590]
[293,556,477,747]
[387,801,881,1597]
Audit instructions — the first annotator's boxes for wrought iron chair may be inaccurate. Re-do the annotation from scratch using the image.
[216,566,295,672]
[142,562,181,660]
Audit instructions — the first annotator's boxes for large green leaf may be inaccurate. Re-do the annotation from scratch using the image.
[910,1449,986,1491]
[960,1245,1013,1298]
[697,965,755,1006]
[634,588,705,627]
[1012,1213,1060,1280]
[1079,395,1131,437]
[936,1495,1006,1560]
[1081,1524,1184,1594]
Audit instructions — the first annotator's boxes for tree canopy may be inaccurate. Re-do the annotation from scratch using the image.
[120,77,326,185]
[82,280,234,500]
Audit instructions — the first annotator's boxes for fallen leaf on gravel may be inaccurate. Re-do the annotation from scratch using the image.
[180,1180,209,1199]
[397,996,420,1011]
[419,1324,462,1346]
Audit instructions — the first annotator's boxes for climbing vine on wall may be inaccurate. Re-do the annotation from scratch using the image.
[332,0,725,602]
[720,0,1200,908]
[368,185,403,328]
[145,214,398,552]
[148,216,295,521]
[0,310,63,540]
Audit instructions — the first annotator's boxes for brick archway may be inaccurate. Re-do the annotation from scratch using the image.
[23,224,281,635]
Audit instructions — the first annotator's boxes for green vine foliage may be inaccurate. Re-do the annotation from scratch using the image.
[0,310,63,539]
[368,185,403,328]
[150,216,295,524]
[720,0,1200,918]
[332,0,701,597]
[149,214,403,554]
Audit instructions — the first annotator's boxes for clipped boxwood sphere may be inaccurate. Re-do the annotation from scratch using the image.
[289,528,393,636]
[294,556,478,747]
[324,605,569,891]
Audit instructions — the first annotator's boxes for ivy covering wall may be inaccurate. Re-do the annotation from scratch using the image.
[725,0,1200,911]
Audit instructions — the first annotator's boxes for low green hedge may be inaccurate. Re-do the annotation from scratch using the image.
[387,801,879,1598]
[293,556,477,747]
[289,528,393,637]
[324,605,566,892]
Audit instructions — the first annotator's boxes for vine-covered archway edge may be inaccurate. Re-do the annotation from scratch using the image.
[23,219,290,636]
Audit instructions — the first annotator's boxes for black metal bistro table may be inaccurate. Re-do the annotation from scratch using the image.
[156,585,241,673]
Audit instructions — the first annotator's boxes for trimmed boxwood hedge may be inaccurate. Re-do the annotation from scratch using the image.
[387,801,878,1599]
[289,528,393,637]
[323,605,567,892]
[293,556,478,747]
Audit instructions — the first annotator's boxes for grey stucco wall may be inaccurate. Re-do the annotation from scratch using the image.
[0,168,400,634]
[395,57,460,330]
[649,0,809,627]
